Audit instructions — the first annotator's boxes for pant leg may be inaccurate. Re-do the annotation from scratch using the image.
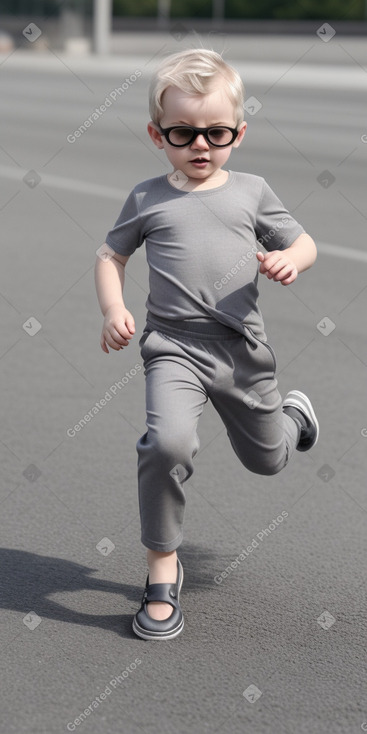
[137,330,208,552]
[208,333,300,475]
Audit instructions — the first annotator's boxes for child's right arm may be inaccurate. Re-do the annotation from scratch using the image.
[94,250,135,354]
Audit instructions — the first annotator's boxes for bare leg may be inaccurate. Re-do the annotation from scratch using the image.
[146,549,178,620]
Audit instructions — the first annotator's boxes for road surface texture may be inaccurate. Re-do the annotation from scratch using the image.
[1,27,367,734]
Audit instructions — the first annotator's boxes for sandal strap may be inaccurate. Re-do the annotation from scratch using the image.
[144,582,178,607]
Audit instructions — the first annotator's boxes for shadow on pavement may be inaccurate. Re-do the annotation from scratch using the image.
[0,547,138,638]
[0,544,224,638]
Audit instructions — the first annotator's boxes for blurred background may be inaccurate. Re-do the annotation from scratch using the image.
[1,3,367,734]
[1,0,367,54]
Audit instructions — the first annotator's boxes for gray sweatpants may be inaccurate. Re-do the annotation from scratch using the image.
[136,315,300,552]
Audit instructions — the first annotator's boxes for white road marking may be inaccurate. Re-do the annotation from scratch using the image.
[316,241,367,263]
[0,164,127,201]
[1,164,366,263]
[1,52,367,89]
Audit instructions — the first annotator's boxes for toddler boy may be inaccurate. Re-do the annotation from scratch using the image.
[95,48,319,640]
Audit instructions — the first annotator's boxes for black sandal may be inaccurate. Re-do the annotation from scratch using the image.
[132,559,184,640]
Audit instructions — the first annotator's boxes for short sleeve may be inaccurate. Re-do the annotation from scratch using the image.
[105,189,144,256]
[255,179,305,251]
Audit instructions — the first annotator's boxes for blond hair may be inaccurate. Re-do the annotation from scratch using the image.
[149,48,245,127]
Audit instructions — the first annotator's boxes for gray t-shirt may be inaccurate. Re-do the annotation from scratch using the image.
[105,170,305,340]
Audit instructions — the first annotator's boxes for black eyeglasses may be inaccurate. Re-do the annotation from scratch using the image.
[159,125,239,148]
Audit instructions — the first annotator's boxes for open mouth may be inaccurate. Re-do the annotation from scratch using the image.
[190,157,209,163]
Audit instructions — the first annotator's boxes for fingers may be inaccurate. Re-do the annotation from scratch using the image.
[126,314,136,334]
[258,251,282,273]
[257,250,278,276]
[274,264,297,283]
[106,331,130,350]
[101,339,109,353]
[109,324,131,346]
[280,270,298,286]
[101,325,134,352]
[257,251,297,284]
[100,309,136,354]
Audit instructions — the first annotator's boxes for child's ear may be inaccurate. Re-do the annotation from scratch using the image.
[147,122,164,149]
[232,121,247,148]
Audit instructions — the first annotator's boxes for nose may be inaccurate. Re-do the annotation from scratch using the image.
[190,133,209,150]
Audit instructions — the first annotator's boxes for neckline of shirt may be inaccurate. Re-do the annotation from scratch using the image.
[163,169,235,195]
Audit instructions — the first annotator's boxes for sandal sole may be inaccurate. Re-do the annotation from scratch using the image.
[132,616,184,640]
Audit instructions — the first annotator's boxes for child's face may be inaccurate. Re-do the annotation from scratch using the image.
[148,81,246,184]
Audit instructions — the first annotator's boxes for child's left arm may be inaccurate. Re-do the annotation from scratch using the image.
[256,233,317,286]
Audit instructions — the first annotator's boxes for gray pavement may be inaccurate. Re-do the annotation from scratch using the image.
[1,32,367,734]
[109,29,367,64]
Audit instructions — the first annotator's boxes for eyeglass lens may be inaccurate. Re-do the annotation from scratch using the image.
[167,127,235,146]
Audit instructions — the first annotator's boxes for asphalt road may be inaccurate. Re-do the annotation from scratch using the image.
[1,32,367,734]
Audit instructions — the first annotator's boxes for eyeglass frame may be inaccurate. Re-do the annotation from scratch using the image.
[158,125,239,148]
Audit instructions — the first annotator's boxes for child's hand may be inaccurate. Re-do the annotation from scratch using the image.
[256,250,298,286]
[100,304,135,353]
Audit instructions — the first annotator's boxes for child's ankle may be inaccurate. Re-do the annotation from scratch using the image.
[146,549,178,583]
